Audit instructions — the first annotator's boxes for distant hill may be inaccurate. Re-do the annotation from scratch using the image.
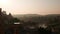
[13,14,42,20]
[13,14,41,17]
[12,14,60,25]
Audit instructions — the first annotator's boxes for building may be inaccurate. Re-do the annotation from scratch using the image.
[0,8,14,34]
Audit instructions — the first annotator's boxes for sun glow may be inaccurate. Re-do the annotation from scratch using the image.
[0,0,9,5]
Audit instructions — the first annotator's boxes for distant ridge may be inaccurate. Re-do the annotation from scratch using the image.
[13,14,42,17]
[13,14,60,17]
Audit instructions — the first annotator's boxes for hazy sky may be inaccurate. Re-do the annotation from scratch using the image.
[0,0,60,15]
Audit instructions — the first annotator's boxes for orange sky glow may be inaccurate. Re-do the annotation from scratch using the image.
[0,0,59,15]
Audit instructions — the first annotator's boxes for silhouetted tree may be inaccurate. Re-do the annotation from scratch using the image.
[13,18,20,22]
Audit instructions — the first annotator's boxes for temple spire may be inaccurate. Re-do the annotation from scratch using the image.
[0,8,2,12]
[0,8,2,15]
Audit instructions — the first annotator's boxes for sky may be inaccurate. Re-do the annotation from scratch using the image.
[0,0,60,15]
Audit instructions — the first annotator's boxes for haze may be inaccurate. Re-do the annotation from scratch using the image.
[0,0,60,15]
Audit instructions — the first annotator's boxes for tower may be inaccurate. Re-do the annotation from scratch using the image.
[9,13,12,16]
[0,8,2,15]
[0,8,2,12]
[2,11,6,15]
